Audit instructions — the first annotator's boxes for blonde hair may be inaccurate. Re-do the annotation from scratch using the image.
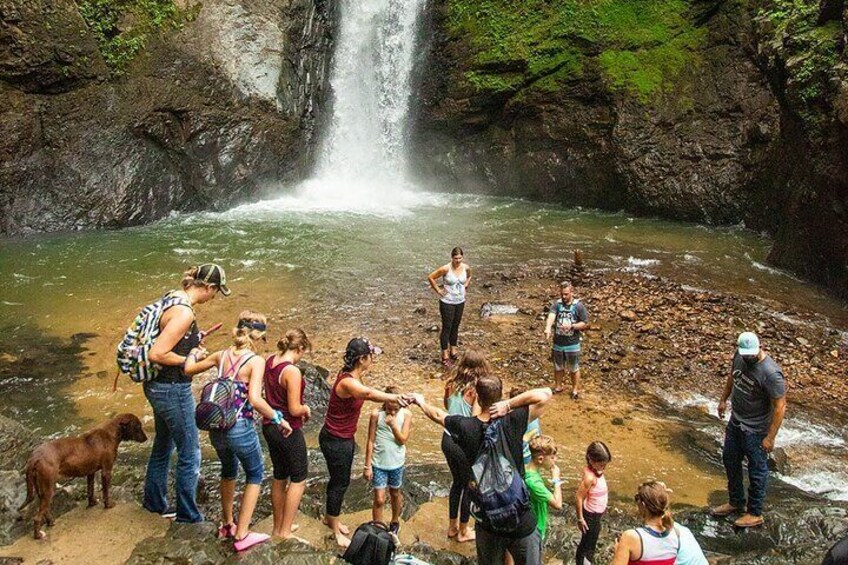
[233,310,267,352]
[181,266,212,290]
[635,480,674,531]
[446,348,491,395]
[529,435,558,458]
[277,328,311,354]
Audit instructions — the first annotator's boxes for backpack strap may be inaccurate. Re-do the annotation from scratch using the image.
[340,525,370,561]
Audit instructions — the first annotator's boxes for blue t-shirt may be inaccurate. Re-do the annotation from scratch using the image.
[675,524,708,565]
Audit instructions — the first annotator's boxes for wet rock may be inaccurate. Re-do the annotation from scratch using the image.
[402,541,473,565]
[222,539,335,564]
[413,306,427,315]
[768,447,792,476]
[611,417,625,426]
[126,522,229,564]
[299,361,331,428]
[480,303,519,318]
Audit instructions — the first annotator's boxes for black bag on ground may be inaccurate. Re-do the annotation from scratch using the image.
[340,521,396,565]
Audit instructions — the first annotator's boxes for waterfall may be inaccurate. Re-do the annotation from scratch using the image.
[295,0,427,211]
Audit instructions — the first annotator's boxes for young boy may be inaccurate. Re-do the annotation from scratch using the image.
[364,385,412,534]
[524,435,563,541]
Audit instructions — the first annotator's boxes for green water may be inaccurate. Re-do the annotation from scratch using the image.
[1,192,846,435]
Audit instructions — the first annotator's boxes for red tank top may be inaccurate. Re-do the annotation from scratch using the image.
[263,357,306,430]
[323,372,365,439]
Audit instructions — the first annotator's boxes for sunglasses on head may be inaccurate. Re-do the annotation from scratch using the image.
[237,319,267,332]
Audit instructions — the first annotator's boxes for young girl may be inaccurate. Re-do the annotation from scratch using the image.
[262,328,312,539]
[364,385,413,534]
[441,349,487,542]
[185,311,291,552]
[576,441,612,565]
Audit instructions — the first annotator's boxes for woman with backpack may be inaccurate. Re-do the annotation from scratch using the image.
[263,328,313,539]
[185,311,292,552]
[320,337,411,548]
[142,264,230,524]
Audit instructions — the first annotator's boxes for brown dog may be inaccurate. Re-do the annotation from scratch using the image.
[18,413,147,539]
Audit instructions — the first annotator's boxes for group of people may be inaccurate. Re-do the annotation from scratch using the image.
[134,255,790,563]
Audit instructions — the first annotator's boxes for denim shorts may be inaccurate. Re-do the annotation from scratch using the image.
[372,466,404,489]
[209,419,264,485]
[552,349,580,372]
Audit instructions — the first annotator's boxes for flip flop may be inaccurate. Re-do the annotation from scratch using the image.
[234,532,270,552]
[217,522,236,539]
[553,387,565,394]
[571,391,580,400]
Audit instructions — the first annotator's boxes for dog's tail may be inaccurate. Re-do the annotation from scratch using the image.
[18,463,36,511]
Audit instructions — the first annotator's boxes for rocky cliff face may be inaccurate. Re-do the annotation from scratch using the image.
[412,0,848,298]
[0,0,335,234]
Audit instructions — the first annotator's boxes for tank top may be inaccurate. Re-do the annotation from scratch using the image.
[263,358,306,429]
[583,468,608,514]
[155,293,198,384]
[324,372,365,439]
[372,410,407,470]
[440,266,467,305]
[629,526,679,565]
[443,389,473,438]
[219,349,255,421]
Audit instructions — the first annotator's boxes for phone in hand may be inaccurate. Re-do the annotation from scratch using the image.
[200,322,223,340]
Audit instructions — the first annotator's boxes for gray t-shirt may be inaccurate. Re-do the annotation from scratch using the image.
[730,353,785,434]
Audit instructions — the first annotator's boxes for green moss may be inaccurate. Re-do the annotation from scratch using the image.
[78,0,199,74]
[445,0,706,102]
[756,0,843,126]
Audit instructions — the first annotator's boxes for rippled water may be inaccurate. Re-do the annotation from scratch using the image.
[1,193,847,502]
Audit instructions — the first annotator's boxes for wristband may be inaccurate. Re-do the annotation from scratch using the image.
[552,478,563,486]
[271,410,285,425]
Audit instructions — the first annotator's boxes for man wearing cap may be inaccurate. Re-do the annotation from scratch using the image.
[711,332,786,528]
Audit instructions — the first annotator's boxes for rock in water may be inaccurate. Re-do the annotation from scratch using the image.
[480,303,520,318]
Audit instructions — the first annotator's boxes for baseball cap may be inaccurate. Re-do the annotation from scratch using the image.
[196,263,231,296]
[345,337,383,359]
[737,332,760,356]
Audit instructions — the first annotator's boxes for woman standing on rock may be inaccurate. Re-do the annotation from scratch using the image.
[428,247,472,368]
[185,311,290,552]
[441,349,486,543]
[143,264,229,524]
[263,328,312,540]
[320,337,411,548]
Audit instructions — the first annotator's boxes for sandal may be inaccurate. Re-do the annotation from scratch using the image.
[217,522,236,539]
[571,391,580,400]
[234,532,270,552]
[553,386,565,394]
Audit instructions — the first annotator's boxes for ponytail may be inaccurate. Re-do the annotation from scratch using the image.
[635,480,674,531]
[181,266,200,290]
[277,328,311,354]
[231,310,267,352]
[661,509,674,531]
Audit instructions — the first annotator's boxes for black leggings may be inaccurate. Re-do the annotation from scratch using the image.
[575,509,604,564]
[441,433,471,523]
[439,301,465,351]
[319,426,355,517]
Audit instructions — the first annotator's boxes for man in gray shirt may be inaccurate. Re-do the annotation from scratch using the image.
[711,332,786,528]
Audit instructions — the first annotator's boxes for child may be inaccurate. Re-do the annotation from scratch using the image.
[510,386,541,465]
[524,435,564,541]
[365,385,413,534]
[575,441,612,565]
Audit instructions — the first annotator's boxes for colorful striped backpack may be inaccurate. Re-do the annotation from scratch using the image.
[195,350,255,431]
[116,291,192,384]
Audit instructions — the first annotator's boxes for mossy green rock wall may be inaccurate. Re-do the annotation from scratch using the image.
[413,0,848,298]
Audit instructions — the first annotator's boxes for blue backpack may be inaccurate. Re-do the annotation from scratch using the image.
[469,419,530,533]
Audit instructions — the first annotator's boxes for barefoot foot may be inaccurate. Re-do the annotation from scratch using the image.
[457,529,476,543]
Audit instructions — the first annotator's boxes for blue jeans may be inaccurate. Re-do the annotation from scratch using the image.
[210,419,264,484]
[722,419,768,516]
[143,381,203,523]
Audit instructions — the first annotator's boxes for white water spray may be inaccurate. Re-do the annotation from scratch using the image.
[291,0,428,212]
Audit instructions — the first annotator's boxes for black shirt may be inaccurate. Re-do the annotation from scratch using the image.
[444,406,537,538]
[154,315,199,384]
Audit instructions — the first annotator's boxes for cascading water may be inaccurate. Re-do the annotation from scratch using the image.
[292,0,428,212]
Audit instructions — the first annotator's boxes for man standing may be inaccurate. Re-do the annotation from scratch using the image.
[412,376,552,565]
[711,332,786,528]
[544,281,589,399]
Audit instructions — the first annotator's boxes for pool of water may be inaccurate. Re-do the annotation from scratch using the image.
[1,191,846,504]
